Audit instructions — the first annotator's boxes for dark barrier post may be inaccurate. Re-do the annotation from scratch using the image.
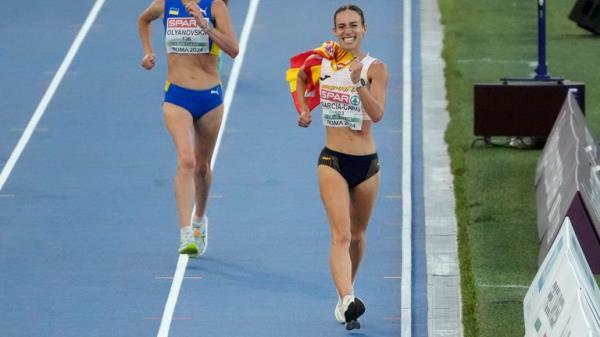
[535,0,549,80]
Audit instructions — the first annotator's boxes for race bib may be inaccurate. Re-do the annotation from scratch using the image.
[320,86,363,130]
[165,17,212,54]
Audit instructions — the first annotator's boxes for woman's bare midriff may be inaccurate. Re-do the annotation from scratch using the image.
[325,121,376,155]
[166,53,220,89]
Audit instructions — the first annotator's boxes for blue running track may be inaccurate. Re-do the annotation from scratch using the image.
[0,0,426,336]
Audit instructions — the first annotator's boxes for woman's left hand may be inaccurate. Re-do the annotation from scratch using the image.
[184,1,210,30]
[349,58,363,85]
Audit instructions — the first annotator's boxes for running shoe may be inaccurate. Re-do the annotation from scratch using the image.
[179,226,199,255]
[192,215,208,257]
[334,297,345,324]
[341,295,365,330]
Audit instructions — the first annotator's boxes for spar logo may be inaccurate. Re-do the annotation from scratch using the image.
[321,89,349,104]
[167,18,197,28]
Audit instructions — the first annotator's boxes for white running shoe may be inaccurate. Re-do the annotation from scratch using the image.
[334,296,345,324]
[179,226,198,255]
[341,295,366,330]
[192,215,208,257]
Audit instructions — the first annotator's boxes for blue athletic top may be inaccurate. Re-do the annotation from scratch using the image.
[163,0,220,55]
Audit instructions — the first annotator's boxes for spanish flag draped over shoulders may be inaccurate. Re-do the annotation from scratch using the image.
[285,41,354,114]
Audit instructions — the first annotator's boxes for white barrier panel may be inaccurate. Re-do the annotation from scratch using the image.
[523,217,600,337]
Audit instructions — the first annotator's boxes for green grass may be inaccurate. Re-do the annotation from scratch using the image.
[438,0,600,336]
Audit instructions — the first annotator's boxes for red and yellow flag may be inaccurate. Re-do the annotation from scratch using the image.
[285,41,354,114]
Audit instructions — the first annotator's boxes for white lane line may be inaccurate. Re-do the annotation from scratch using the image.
[0,0,106,193]
[213,0,260,172]
[146,316,192,321]
[10,128,49,132]
[385,276,402,280]
[155,276,203,280]
[157,254,189,336]
[401,0,413,336]
[156,1,261,337]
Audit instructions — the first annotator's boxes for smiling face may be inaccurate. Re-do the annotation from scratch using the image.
[333,7,367,53]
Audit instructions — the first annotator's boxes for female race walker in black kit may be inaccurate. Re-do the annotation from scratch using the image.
[296,4,388,331]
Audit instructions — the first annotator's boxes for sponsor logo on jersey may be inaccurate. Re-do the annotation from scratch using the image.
[321,89,349,105]
[167,18,198,28]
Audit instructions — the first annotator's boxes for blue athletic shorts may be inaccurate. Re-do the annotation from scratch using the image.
[164,82,223,121]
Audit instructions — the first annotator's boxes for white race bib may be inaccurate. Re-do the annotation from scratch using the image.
[165,17,212,54]
[320,85,363,130]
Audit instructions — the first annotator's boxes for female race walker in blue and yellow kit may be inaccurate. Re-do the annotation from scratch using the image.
[138,0,238,256]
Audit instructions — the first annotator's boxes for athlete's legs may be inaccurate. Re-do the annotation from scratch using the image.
[163,103,196,228]
[349,173,380,282]
[319,165,353,298]
[192,104,224,218]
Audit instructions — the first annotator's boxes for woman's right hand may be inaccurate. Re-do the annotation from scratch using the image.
[298,107,312,128]
[141,53,156,70]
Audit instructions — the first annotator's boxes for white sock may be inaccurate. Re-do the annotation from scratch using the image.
[342,295,355,308]
[180,226,193,239]
[192,214,207,226]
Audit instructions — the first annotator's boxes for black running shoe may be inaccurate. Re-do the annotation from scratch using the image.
[342,295,365,330]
